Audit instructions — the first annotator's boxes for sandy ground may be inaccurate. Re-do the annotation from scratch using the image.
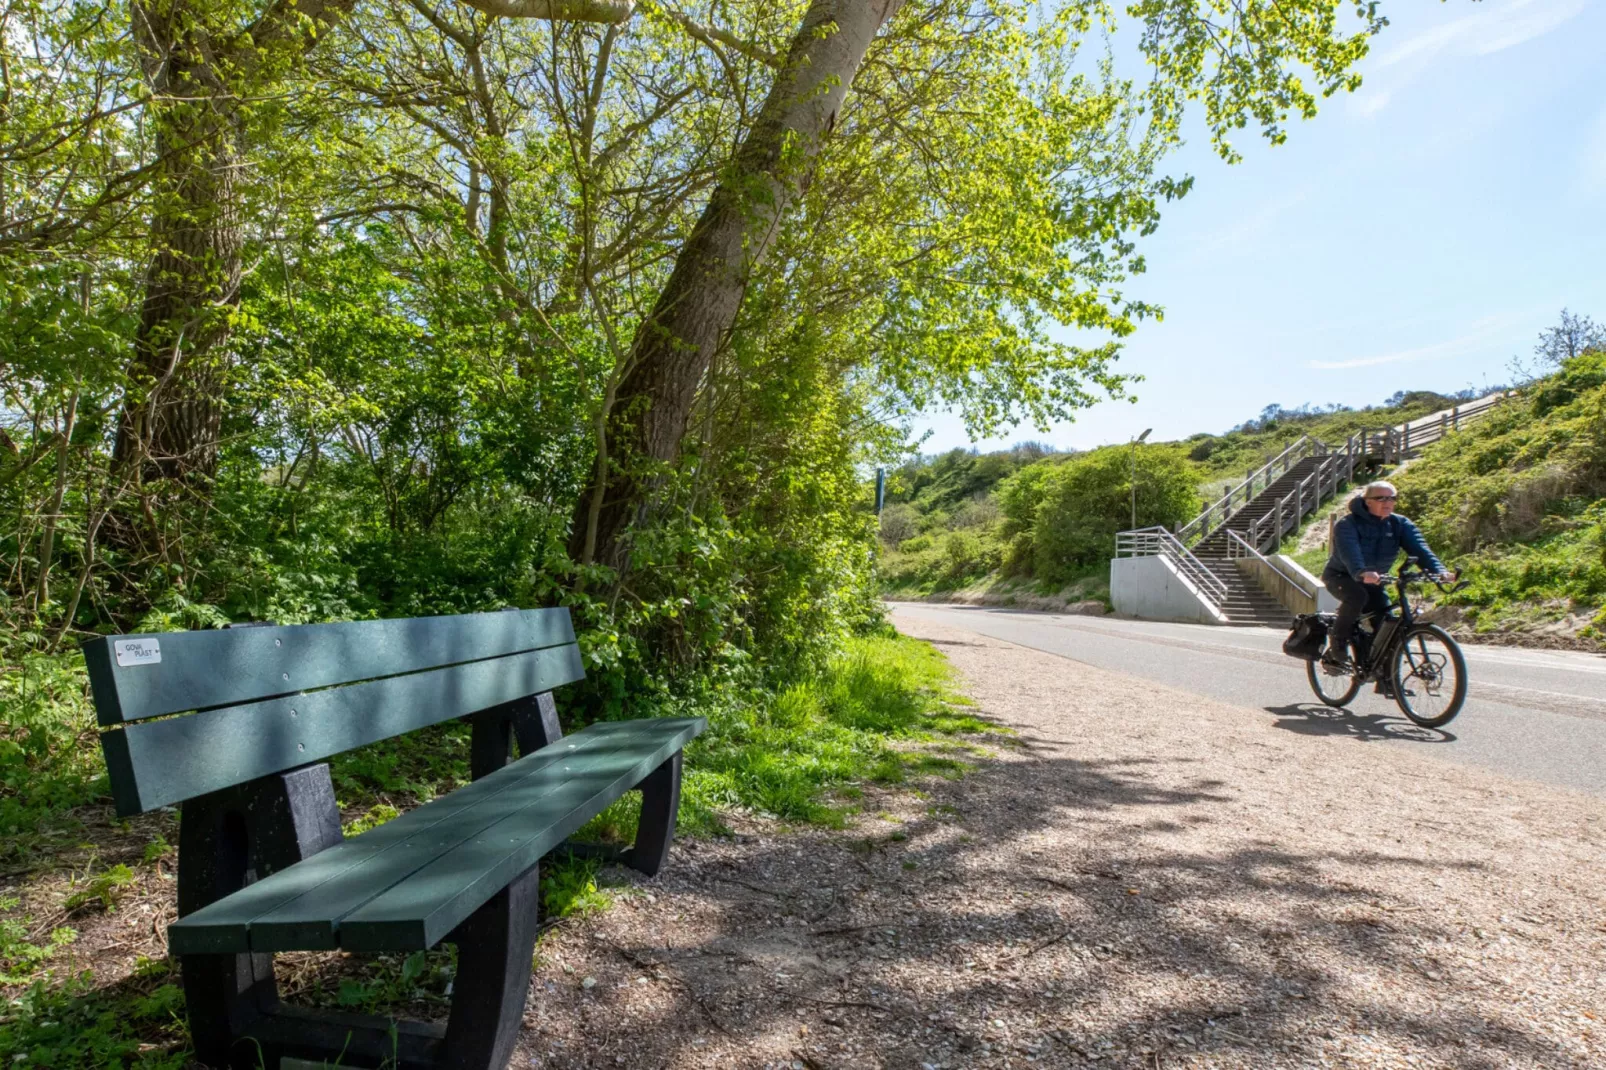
[512,612,1606,1069]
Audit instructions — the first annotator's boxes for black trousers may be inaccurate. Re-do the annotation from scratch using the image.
[1322,567,1389,657]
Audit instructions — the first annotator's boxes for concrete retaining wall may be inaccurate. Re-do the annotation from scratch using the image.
[1234,555,1340,616]
[1110,556,1229,624]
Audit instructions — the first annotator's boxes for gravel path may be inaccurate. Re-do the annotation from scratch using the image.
[516,613,1606,1069]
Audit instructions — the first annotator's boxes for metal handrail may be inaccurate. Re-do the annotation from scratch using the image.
[1176,434,1321,546]
[1115,526,1229,604]
[1224,529,1317,602]
[1169,391,1510,548]
[1243,450,1352,551]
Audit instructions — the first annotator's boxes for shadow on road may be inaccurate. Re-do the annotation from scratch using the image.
[506,724,1574,1070]
[1264,702,1456,744]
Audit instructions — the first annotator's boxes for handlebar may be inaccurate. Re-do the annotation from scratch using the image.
[1395,564,1467,594]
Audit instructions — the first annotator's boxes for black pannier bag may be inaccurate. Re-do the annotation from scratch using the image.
[1282,613,1329,661]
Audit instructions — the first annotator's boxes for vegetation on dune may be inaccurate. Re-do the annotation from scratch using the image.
[1184,390,1489,492]
[876,389,1479,603]
[1398,346,1606,643]
[876,312,1602,649]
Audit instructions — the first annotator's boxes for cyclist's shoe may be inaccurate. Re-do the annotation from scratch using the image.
[1374,680,1393,698]
[1320,652,1350,676]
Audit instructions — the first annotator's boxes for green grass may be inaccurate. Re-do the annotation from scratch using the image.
[671,632,996,831]
[0,957,188,1068]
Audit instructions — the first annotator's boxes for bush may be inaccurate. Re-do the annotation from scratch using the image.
[942,530,1002,582]
[1030,446,1199,584]
[995,460,1060,536]
[879,503,920,545]
[949,495,1000,530]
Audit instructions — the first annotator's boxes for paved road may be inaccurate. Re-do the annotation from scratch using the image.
[892,603,1606,798]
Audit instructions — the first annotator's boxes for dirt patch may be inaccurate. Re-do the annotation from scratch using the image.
[507,613,1606,1068]
[887,585,1108,616]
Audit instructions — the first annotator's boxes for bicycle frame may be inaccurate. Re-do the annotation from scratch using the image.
[1346,565,1440,680]
[1308,564,1469,725]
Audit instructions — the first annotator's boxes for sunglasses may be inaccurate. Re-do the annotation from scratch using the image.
[1368,495,1398,502]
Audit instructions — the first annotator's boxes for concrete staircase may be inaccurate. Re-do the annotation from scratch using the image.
[1193,456,1329,559]
[1190,556,1294,627]
[1113,392,1510,626]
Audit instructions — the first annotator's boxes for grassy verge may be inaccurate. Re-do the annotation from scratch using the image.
[880,562,1111,614]
[0,629,991,1064]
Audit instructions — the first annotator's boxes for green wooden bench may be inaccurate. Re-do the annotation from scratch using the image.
[82,608,705,1070]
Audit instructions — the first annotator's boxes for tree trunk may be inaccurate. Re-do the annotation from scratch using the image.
[34,387,79,611]
[112,54,242,482]
[111,0,623,487]
[573,0,903,569]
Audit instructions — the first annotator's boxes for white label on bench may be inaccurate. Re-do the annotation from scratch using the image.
[114,638,162,667]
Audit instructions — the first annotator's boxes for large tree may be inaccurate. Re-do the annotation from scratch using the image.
[110,0,633,484]
[572,0,1385,570]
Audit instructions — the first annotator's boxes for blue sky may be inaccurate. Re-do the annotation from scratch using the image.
[913,0,1606,453]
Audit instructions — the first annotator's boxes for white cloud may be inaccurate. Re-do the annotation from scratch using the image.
[1469,0,1589,55]
[1352,90,1393,118]
[1310,334,1484,371]
[1354,0,1586,118]
[1376,0,1585,67]
[1187,187,1313,260]
[1310,316,1524,371]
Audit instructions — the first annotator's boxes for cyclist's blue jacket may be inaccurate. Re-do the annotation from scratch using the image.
[1326,495,1445,579]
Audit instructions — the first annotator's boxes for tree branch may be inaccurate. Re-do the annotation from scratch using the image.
[452,0,636,23]
[655,5,778,67]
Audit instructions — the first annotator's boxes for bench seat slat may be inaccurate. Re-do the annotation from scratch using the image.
[102,643,584,816]
[340,719,702,951]
[167,718,705,956]
[165,725,624,955]
[190,730,640,953]
[84,608,575,725]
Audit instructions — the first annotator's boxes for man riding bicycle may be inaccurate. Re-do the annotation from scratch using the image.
[1322,481,1454,675]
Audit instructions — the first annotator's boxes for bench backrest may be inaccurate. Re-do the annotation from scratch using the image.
[83,608,583,817]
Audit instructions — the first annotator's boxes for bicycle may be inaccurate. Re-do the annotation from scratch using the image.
[1305,564,1470,728]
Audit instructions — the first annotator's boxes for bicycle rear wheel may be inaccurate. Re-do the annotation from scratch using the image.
[1306,657,1362,708]
[1391,624,1468,728]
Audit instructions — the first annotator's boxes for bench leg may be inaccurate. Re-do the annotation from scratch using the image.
[469,691,562,780]
[552,751,684,877]
[629,752,683,878]
[440,861,541,1069]
[178,764,343,1067]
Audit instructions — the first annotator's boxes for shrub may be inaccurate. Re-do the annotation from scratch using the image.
[943,531,986,580]
[879,503,920,545]
[949,495,1000,530]
[995,460,1059,536]
[1030,446,1199,584]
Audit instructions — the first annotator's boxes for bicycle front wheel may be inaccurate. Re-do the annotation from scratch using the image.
[1306,657,1362,708]
[1391,624,1468,728]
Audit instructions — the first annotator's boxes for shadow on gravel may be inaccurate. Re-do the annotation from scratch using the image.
[521,742,1576,1070]
[1265,702,1457,744]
